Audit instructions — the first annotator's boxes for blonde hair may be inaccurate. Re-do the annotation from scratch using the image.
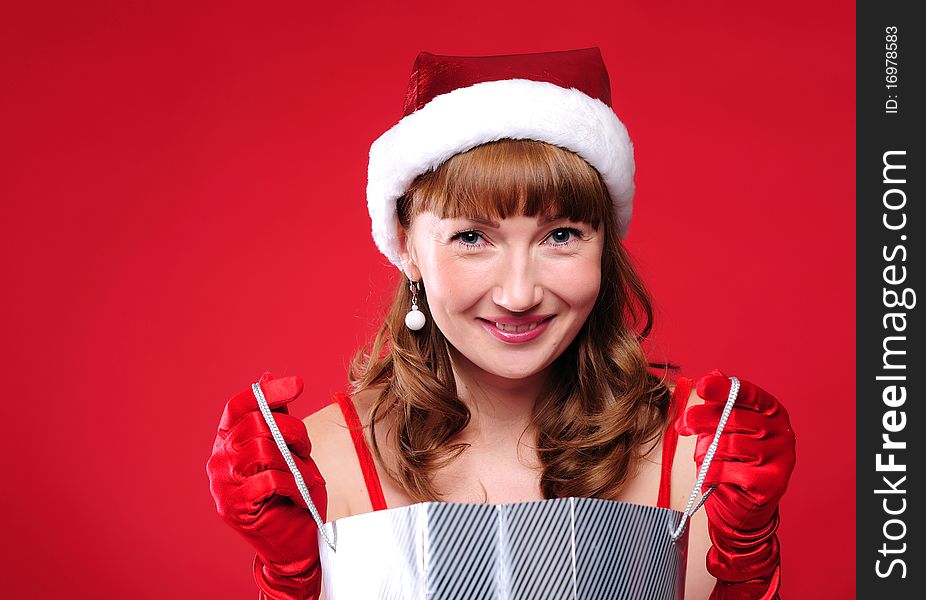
[348,139,679,502]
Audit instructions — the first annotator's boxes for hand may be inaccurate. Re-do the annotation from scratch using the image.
[677,369,796,599]
[206,373,327,600]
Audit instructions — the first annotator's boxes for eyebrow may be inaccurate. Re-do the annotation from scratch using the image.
[465,214,566,228]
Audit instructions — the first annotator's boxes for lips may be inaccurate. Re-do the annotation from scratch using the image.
[482,314,556,327]
[495,321,541,333]
[478,315,555,344]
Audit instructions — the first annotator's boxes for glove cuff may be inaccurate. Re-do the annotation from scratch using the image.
[710,564,781,600]
[708,507,781,581]
[253,553,321,600]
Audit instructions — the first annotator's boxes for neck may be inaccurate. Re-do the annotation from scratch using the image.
[447,346,548,445]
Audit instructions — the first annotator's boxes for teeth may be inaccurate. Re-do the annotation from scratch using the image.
[495,321,540,333]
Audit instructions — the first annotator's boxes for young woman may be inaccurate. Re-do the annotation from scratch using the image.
[207,48,795,600]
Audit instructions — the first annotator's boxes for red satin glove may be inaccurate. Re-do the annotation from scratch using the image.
[206,373,327,600]
[677,370,796,600]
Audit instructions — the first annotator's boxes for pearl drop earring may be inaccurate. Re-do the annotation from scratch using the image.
[405,280,426,331]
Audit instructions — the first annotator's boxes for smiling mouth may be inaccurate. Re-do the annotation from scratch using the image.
[478,315,555,333]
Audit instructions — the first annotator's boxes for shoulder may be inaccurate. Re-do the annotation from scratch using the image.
[669,377,715,597]
[302,398,355,521]
[670,376,704,408]
[300,386,388,521]
[302,387,383,440]
[670,381,706,506]
[303,400,344,432]
[303,400,349,458]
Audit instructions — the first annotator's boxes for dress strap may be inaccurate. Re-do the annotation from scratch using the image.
[334,391,388,511]
[657,376,693,509]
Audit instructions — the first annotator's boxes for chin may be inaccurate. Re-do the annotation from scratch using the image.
[490,368,541,381]
[479,358,552,381]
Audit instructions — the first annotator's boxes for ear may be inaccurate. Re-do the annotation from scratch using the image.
[397,226,422,281]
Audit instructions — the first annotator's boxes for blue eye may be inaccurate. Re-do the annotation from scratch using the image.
[452,231,485,246]
[548,228,583,245]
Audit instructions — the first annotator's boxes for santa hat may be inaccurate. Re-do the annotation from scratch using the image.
[367,47,635,271]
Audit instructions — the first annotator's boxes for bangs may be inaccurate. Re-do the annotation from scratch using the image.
[400,139,611,229]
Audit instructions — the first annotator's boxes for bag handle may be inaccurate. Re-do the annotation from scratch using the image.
[670,376,740,542]
[252,381,337,551]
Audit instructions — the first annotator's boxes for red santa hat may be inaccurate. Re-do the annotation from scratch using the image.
[367,47,635,270]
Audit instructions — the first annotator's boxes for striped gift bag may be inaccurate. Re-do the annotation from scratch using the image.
[318,497,689,600]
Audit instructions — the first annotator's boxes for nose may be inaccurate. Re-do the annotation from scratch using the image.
[491,252,544,313]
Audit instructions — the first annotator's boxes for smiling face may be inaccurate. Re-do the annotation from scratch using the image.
[399,210,604,382]
[394,139,616,385]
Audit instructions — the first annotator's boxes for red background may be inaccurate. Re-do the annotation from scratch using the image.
[1,1,855,597]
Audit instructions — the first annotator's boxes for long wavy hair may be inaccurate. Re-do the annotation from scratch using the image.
[348,138,680,502]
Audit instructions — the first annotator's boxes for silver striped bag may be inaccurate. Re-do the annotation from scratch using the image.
[250,376,741,600]
[318,497,688,600]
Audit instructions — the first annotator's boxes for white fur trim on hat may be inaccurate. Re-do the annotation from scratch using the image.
[367,78,635,270]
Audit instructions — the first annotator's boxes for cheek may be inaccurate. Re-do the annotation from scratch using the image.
[420,254,487,311]
[552,257,602,306]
